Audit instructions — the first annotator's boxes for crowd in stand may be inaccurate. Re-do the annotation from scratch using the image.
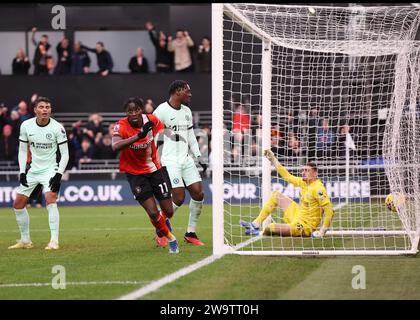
[67,113,117,168]
[0,95,212,171]
[0,97,36,163]
[2,93,385,173]
[10,23,211,76]
[228,96,366,163]
[2,93,389,174]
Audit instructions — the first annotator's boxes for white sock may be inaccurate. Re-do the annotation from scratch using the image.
[14,208,30,242]
[47,203,60,243]
[251,220,261,228]
[187,199,204,233]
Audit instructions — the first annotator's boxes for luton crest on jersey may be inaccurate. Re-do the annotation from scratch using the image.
[135,186,142,195]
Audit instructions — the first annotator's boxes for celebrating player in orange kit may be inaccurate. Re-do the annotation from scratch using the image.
[112,97,179,254]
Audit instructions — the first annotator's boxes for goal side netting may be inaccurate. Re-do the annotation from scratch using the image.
[212,3,420,256]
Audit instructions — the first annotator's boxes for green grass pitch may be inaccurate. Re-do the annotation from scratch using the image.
[1,204,420,299]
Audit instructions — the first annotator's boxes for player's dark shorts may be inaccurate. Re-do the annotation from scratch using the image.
[126,167,172,204]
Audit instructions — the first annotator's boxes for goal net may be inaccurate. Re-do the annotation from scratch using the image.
[212,3,420,255]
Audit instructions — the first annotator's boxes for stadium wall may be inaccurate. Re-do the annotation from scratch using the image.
[0,4,211,74]
[0,4,211,39]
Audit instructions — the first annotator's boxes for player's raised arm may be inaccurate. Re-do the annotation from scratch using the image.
[151,113,186,143]
[264,149,305,187]
[111,121,154,152]
[112,98,157,152]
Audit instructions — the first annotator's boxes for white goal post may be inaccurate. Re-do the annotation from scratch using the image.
[212,3,420,256]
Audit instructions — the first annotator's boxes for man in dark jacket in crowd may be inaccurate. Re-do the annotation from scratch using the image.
[71,41,91,75]
[128,48,149,73]
[54,37,72,75]
[146,21,173,73]
[31,27,51,75]
[82,41,113,76]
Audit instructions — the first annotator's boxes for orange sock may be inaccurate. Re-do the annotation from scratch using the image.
[150,212,174,240]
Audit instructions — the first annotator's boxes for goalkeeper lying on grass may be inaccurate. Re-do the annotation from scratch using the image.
[240,150,334,238]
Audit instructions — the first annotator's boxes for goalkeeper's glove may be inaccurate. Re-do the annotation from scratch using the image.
[263,149,275,161]
[263,149,279,166]
[137,121,154,139]
[19,173,29,187]
[49,173,62,193]
[312,227,327,238]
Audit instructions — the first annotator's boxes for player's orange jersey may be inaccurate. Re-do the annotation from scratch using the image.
[113,114,164,175]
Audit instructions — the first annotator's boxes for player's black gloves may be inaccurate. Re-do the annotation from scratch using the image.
[198,158,208,175]
[137,121,154,139]
[49,173,62,193]
[19,173,29,187]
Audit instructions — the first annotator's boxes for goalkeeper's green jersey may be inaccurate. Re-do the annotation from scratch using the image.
[153,101,201,163]
[19,117,68,174]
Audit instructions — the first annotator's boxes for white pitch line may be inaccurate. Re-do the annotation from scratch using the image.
[116,213,281,300]
[116,254,225,300]
[116,203,350,300]
[0,280,148,288]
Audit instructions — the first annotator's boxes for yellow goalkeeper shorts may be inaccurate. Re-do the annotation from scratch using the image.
[283,201,313,237]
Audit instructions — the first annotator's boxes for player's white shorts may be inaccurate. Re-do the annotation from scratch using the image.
[17,169,58,197]
[162,156,202,189]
